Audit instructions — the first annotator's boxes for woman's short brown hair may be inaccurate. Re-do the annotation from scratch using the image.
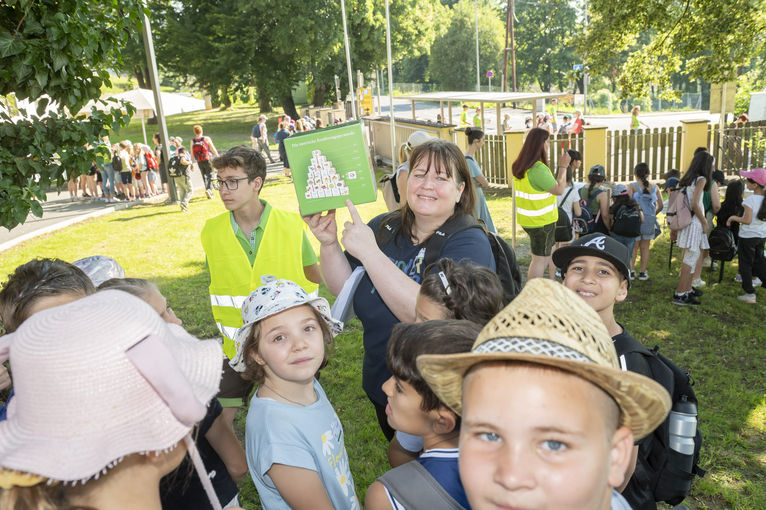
[399,139,476,241]
[192,125,203,136]
[241,306,334,384]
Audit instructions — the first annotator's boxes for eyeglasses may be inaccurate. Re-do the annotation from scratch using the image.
[212,177,249,191]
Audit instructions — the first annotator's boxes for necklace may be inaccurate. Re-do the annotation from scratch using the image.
[260,383,310,406]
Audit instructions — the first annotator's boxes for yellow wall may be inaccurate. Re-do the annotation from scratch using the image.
[680,119,710,172]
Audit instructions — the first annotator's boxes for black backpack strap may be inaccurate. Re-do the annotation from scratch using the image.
[423,213,481,269]
[378,461,466,510]
[375,212,404,250]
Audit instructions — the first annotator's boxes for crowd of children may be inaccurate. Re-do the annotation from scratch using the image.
[4,140,763,509]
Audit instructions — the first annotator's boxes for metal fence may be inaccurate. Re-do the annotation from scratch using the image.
[606,127,682,182]
[708,121,766,174]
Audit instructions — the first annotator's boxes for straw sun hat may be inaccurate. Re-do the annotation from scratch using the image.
[417,278,671,440]
[0,290,222,483]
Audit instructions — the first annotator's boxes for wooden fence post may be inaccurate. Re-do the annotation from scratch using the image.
[583,125,608,178]
[680,119,710,172]
[505,129,526,248]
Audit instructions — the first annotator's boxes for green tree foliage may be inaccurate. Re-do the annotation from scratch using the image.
[513,0,579,92]
[0,0,141,229]
[429,0,505,90]
[582,0,766,99]
[155,0,442,113]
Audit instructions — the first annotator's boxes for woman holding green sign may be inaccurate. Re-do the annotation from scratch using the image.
[303,139,495,440]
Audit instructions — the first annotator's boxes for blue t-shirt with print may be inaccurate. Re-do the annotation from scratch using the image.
[245,380,360,510]
[347,213,495,405]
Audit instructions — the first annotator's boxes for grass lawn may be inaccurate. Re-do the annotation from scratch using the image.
[1,174,763,508]
[109,104,284,153]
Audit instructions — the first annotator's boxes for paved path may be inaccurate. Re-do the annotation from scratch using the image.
[0,158,285,253]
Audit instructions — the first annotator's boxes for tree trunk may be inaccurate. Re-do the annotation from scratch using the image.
[220,86,232,110]
[134,67,149,89]
[279,93,298,119]
[312,81,330,106]
[258,93,272,112]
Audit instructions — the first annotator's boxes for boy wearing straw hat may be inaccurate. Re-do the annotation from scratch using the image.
[417,278,670,510]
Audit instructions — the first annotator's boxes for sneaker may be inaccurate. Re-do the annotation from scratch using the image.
[753,277,763,287]
[629,270,636,280]
[737,293,756,304]
[638,271,649,280]
[692,277,706,288]
[734,273,743,283]
[690,287,704,297]
[673,292,701,306]
[205,189,213,199]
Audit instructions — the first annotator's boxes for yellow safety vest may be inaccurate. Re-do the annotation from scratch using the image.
[513,163,558,228]
[201,208,318,358]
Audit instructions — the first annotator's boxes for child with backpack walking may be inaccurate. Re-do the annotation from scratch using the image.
[609,184,644,276]
[192,124,219,198]
[672,151,714,306]
[230,278,360,509]
[579,164,611,234]
[388,259,505,467]
[726,169,766,303]
[366,320,481,510]
[628,162,664,280]
[554,234,704,510]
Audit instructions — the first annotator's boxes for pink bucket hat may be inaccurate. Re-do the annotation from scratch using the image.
[0,290,222,484]
[229,277,343,373]
[740,168,766,187]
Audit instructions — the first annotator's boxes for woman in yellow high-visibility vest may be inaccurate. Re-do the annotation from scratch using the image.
[511,128,570,280]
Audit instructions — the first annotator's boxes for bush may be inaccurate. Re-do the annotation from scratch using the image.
[593,88,615,110]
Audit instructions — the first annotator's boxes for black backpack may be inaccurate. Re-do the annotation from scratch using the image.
[112,151,123,172]
[708,225,737,262]
[613,336,705,508]
[167,155,184,177]
[376,212,522,304]
[554,187,575,242]
[612,203,642,237]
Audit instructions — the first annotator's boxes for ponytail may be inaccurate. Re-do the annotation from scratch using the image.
[465,127,484,145]
[634,162,651,194]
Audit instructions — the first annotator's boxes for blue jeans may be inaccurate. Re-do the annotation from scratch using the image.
[101,163,116,196]
[611,233,637,265]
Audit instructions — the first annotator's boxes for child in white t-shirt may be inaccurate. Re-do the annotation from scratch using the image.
[726,169,766,303]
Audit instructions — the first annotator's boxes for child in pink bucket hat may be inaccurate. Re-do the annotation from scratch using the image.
[726,168,766,303]
[0,290,226,510]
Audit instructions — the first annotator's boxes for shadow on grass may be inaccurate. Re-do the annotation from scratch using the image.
[111,209,180,222]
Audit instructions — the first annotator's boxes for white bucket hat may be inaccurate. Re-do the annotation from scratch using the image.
[229,277,343,373]
[72,255,125,287]
[0,290,222,484]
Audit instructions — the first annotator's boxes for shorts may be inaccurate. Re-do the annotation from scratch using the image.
[523,222,556,256]
[120,171,133,185]
[217,358,255,408]
[147,170,158,182]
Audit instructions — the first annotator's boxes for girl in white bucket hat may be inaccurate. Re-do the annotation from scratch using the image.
[0,290,230,510]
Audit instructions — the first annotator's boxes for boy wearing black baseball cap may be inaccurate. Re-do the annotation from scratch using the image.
[553,233,660,508]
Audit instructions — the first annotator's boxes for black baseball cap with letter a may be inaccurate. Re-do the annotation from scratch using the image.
[552,233,631,288]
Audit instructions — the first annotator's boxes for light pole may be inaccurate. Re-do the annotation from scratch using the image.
[340,0,357,119]
[475,0,480,91]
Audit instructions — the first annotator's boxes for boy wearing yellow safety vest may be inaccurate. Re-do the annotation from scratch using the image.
[201,145,321,426]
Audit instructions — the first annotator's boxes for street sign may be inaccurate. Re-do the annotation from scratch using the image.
[573,64,583,71]
[486,70,494,79]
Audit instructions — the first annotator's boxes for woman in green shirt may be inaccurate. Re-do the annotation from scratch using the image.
[511,128,570,280]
